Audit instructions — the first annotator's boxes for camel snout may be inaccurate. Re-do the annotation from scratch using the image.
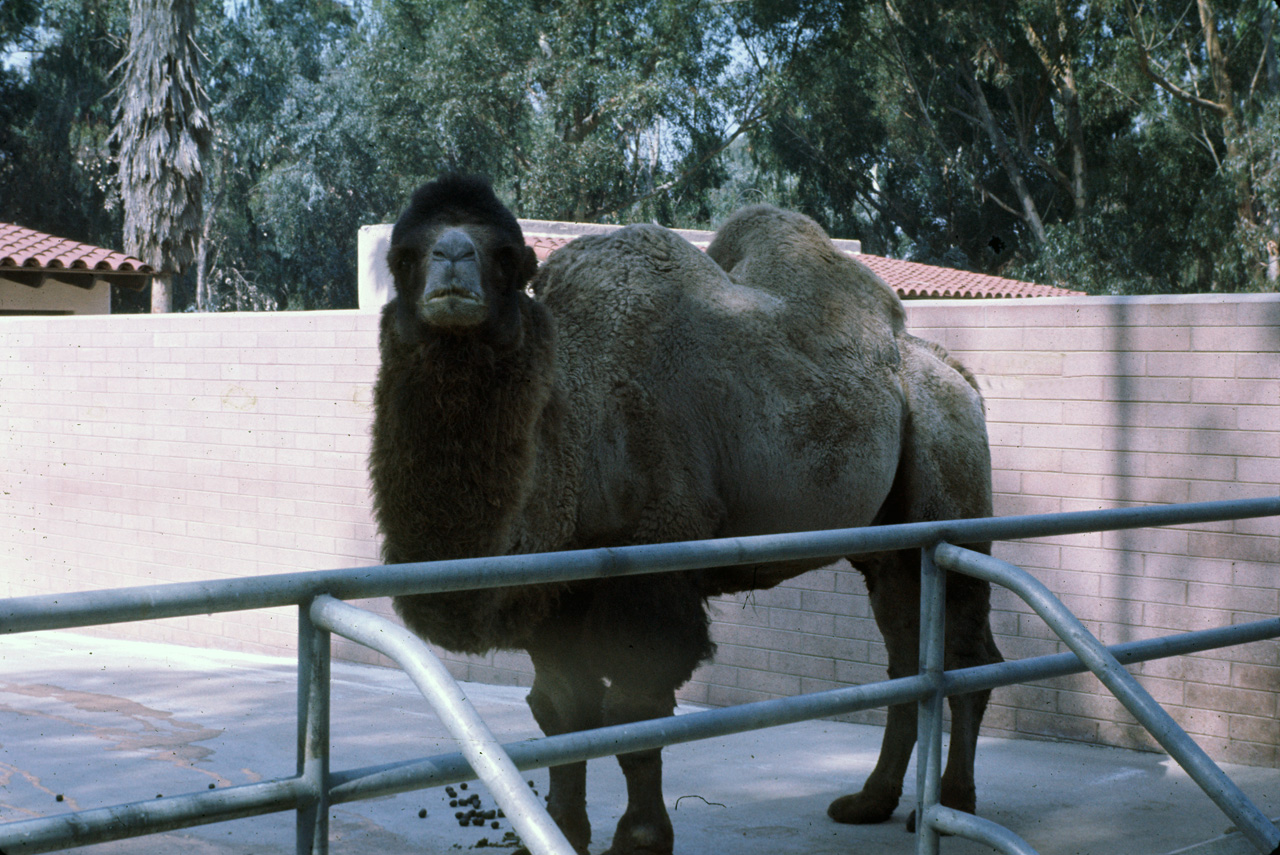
[422,228,487,327]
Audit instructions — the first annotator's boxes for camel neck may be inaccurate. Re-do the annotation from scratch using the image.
[369,303,557,564]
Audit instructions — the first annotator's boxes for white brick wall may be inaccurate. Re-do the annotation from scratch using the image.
[0,311,384,653]
[1,294,1277,765]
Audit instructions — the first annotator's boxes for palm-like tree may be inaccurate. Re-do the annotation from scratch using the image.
[112,0,211,312]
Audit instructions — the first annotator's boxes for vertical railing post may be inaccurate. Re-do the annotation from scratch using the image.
[916,544,947,855]
[297,600,331,855]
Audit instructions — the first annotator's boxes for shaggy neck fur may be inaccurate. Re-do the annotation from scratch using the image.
[371,298,560,652]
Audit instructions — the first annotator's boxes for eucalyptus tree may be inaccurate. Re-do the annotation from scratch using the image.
[361,0,752,226]
[198,0,387,311]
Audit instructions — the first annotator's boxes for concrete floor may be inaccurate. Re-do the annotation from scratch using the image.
[2,630,1278,855]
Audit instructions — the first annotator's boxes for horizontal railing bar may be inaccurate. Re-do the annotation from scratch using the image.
[944,616,1280,697]
[329,674,935,803]
[326,616,1280,804]
[0,777,312,855]
[4,497,1277,635]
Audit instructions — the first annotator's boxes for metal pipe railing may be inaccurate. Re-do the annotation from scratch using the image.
[5,497,1278,635]
[7,610,1278,853]
[309,596,576,855]
[296,603,331,855]
[916,543,948,855]
[319,615,1280,805]
[935,542,1280,855]
[0,777,311,853]
[926,805,1039,855]
[3,617,1278,852]
[1,496,1276,854]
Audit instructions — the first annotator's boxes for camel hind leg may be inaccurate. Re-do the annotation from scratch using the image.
[828,551,1002,828]
[829,337,1002,827]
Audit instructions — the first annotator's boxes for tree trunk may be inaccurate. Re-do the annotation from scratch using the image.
[1060,64,1087,224]
[151,274,172,314]
[1024,2,1087,225]
[113,0,210,312]
[964,65,1048,245]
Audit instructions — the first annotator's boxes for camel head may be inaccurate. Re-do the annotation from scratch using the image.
[385,175,539,347]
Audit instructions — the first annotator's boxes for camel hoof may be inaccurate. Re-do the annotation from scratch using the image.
[516,840,590,855]
[601,834,673,855]
[540,801,591,855]
[602,814,674,855]
[601,840,673,855]
[827,790,899,825]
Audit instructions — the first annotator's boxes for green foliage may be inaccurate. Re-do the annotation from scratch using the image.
[0,0,126,250]
[199,0,392,310]
[1,0,1277,308]
[362,0,741,226]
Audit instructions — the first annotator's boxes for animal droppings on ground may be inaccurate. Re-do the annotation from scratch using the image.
[440,784,524,848]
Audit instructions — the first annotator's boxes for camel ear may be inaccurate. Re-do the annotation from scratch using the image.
[519,245,539,281]
[499,244,539,287]
[387,245,418,285]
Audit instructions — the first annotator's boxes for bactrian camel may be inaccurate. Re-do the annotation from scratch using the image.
[369,174,1002,855]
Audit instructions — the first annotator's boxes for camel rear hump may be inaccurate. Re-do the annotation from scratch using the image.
[708,204,907,341]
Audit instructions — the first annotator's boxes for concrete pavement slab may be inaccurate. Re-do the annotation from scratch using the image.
[2,631,1278,854]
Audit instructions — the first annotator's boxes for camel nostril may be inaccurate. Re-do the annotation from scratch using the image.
[434,229,478,263]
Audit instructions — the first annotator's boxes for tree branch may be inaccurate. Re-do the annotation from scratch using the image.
[589,116,764,221]
[1126,1,1230,116]
[961,63,1048,243]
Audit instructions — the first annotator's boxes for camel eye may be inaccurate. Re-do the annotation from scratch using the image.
[389,247,419,278]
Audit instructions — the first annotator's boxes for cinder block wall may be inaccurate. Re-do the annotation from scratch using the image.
[1,294,1277,765]
[0,312,384,652]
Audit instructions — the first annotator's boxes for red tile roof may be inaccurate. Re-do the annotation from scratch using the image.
[1,222,153,274]
[854,254,1082,299]
[522,226,1083,299]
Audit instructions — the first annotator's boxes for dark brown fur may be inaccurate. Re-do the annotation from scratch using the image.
[370,178,1001,855]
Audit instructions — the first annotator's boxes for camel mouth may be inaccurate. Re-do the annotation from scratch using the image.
[420,289,488,327]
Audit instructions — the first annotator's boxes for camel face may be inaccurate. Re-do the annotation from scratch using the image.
[385,177,538,347]
[417,227,488,327]
[388,221,530,342]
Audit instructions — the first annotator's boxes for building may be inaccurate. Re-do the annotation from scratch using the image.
[0,222,154,315]
[357,219,1081,310]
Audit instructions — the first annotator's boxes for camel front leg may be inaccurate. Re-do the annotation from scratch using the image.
[601,685,676,855]
[527,646,604,855]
